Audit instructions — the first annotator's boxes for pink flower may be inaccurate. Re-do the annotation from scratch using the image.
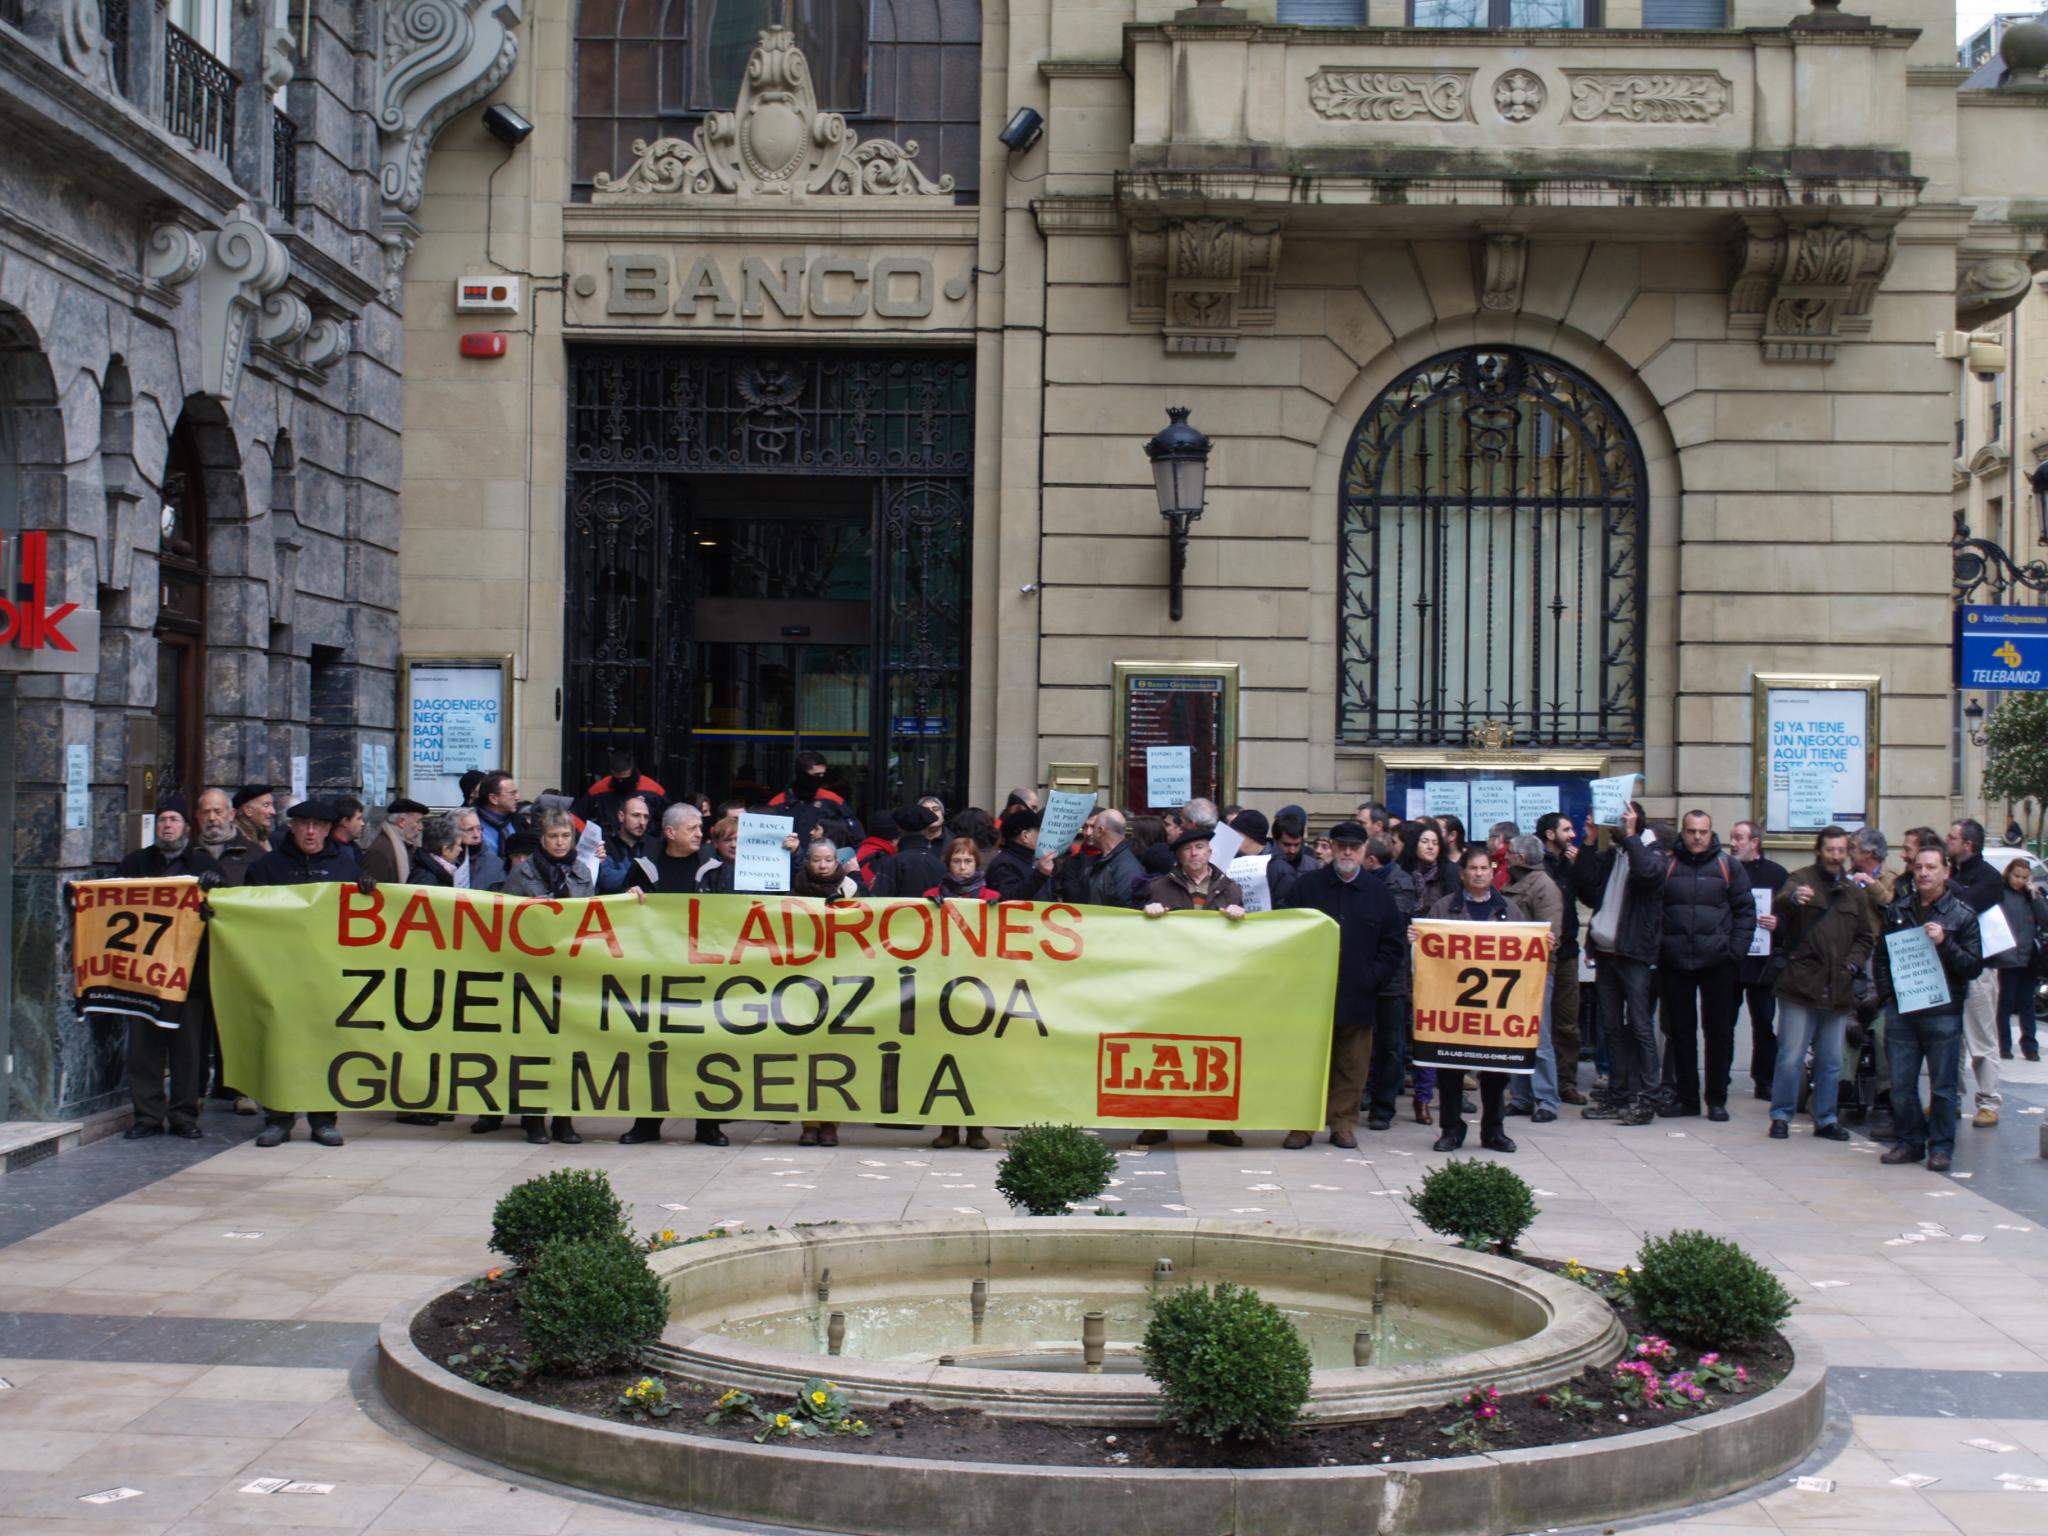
[1698,1353,1720,1367]
[1476,1404,1498,1420]
[1735,1366,1749,1384]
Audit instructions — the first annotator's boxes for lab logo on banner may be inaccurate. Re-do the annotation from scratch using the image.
[1096,1033,1242,1121]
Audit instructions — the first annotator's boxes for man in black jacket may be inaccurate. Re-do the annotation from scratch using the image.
[1875,844,1983,1172]
[986,808,1052,901]
[1536,812,1586,1103]
[1656,811,1755,1121]
[1729,820,1788,1099]
[1947,817,2005,1127]
[1082,809,1146,909]
[246,799,356,1148]
[1280,821,1403,1150]
[871,803,947,898]
[112,794,220,1141]
[1573,801,1668,1126]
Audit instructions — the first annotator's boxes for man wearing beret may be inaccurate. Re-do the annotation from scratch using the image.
[246,800,356,1147]
[208,784,276,886]
[360,797,429,885]
[113,793,220,1141]
[870,802,946,898]
[1279,820,1403,1150]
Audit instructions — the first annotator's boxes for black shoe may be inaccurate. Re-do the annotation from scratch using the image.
[620,1119,662,1145]
[1580,1103,1624,1120]
[1135,1129,1169,1146]
[2025,1046,2041,1062]
[523,1117,551,1145]
[1657,1105,1700,1119]
[1531,1108,1557,1124]
[255,1123,288,1148]
[1366,1115,1392,1132]
[1207,1130,1245,1147]
[471,1116,504,1134]
[123,1122,164,1140]
[1281,1130,1313,1150]
[1618,1103,1656,1127]
[1768,1121,1789,1140]
[1813,1123,1850,1142]
[694,1121,730,1147]
[1707,1105,1730,1122]
[1432,1130,1464,1152]
[394,1113,448,1126]
[310,1123,343,1148]
[2000,1049,2015,1061]
[1928,1150,1953,1172]
[169,1124,204,1140]
[1480,1132,1517,1154]
[1881,1143,1925,1164]
[550,1118,581,1145]
[1503,1101,1531,1117]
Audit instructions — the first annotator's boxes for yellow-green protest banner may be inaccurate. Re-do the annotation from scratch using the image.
[1409,919,1549,1074]
[205,886,1338,1128]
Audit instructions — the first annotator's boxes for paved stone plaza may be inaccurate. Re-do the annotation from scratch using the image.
[1,1045,2046,1536]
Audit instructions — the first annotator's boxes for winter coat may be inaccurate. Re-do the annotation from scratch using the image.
[764,783,851,848]
[651,849,708,894]
[576,774,669,844]
[501,851,595,901]
[1989,884,2048,969]
[1542,850,1583,959]
[1083,840,1147,910]
[1951,852,2005,916]
[1502,866,1565,974]
[408,853,459,888]
[1737,853,1790,986]
[1281,863,1403,1028]
[244,840,355,887]
[359,821,414,886]
[114,842,220,881]
[1875,885,1984,1016]
[855,834,897,888]
[1573,831,1668,966]
[595,834,654,895]
[985,842,1049,903]
[1772,862,1879,1011]
[872,843,945,900]
[463,846,505,891]
[1144,865,1245,912]
[1426,888,1530,924]
[1658,836,1755,973]
[210,834,266,888]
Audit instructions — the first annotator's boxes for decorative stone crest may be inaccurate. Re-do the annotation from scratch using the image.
[1306,69,1472,124]
[376,1,526,301]
[1728,214,1897,363]
[196,217,291,402]
[595,28,953,202]
[143,224,208,289]
[57,0,116,91]
[301,317,351,374]
[1493,69,1547,124]
[1957,253,2041,329]
[1127,218,1281,355]
[1566,72,1731,124]
[1478,230,1527,313]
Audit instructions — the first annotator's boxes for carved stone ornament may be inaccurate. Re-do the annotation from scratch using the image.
[1493,69,1547,124]
[1728,214,1896,363]
[196,217,292,402]
[1956,253,2042,330]
[376,1,525,296]
[262,26,298,95]
[257,290,315,350]
[143,223,208,289]
[1127,217,1281,355]
[58,0,116,91]
[595,27,954,202]
[300,316,351,374]
[1478,230,1527,313]
[1566,72,1731,124]
[1306,69,1472,124]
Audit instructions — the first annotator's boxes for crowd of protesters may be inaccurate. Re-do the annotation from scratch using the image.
[110,753,2025,1175]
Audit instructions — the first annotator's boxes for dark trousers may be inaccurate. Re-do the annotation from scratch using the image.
[1886,1008,1964,1158]
[1996,967,2038,1055]
[1552,964,1582,1087]
[1745,983,1778,1091]
[1436,1070,1507,1142]
[1659,962,1739,1112]
[1365,993,1409,1122]
[128,1016,207,1131]
[264,1110,337,1130]
[1595,955,1658,1104]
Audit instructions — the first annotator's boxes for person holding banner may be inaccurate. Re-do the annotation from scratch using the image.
[108,793,220,1140]
[1501,836,1565,1124]
[1767,827,1878,1144]
[1873,844,1983,1172]
[502,810,596,902]
[1419,846,1531,1154]
[1279,821,1402,1151]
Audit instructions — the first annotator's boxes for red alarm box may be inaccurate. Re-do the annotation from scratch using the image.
[460,332,508,359]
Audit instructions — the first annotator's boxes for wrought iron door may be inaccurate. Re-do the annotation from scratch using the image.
[1337,347,1645,747]
[566,349,974,803]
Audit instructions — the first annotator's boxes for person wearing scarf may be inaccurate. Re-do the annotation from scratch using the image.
[925,837,1001,1149]
[1132,827,1249,1150]
[1418,844,1531,1155]
[478,811,589,1146]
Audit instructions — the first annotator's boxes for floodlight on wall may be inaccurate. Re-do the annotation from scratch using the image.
[482,104,533,148]
[998,107,1044,153]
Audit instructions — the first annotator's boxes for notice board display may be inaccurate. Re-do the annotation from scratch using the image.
[1372,750,1612,836]
[1112,661,1239,815]
[401,654,513,808]
[1749,673,1879,843]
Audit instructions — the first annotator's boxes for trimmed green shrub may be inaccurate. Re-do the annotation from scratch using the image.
[490,1168,629,1267]
[1409,1158,1539,1253]
[519,1235,669,1376]
[1142,1281,1312,1444]
[1630,1229,1794,1349]
[994,1123,1118,1216]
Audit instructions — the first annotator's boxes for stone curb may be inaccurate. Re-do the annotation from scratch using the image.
[378,1286,1825,1536]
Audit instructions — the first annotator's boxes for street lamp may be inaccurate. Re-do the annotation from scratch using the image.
[1144,406,1211,622]
[1965,695,1989,747]
[2030,458,2048,545]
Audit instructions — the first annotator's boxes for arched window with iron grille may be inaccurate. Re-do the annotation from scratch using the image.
[1337,347,1646,748]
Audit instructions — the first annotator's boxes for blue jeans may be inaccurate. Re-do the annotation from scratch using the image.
[1886,1007,1964,1157]
[1770,1000,1849,1126]
[1510,975,1560,1112]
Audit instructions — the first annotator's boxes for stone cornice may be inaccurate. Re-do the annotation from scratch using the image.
[1030,197,1121,236]
[562,203,980,245]
[0,204,162,311]
[1116,170,1922,216]
[278,226,383,310]
[1039,59,1127,80]
[1958,90,2048,109]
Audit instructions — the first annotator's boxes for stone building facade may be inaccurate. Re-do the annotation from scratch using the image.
[398,4,2048,846]
[0,0,513,1121]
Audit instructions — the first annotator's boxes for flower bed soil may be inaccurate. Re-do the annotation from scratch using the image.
[411,1263,1792,1470]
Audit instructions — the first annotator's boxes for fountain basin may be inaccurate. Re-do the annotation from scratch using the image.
[645,1218,1625,1424]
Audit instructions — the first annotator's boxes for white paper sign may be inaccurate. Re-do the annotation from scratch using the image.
[439,716,490,772]
[372,746,390,808]
[1749,889,1773,957]
[1038,790,1095,858]
[289,755,308,806]
[1886,926,1952,1014]
[1979,902,2017,959]
[572,818,603,886]
[1514,786,1560,830]
[1228,854,1272,914]
[359,741,376,798]
[735,813,795,893]
[1403,789,1427,820]
[1208,821,1246,868]
[64,742,90,830]
[1424,781,1469,825]
[1145,745,1192,808]
[1787,769,1833,830]
[1469,780,1516,832]
[1590,773,1640,827]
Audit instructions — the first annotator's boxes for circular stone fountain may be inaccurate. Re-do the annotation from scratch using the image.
[646,1218,1623,1424]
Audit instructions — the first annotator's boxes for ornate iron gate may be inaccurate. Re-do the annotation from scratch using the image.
[565,349,974,804]
[1337,347,1645,748]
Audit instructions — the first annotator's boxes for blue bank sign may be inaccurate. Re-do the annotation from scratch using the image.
[1956,605,2048,690]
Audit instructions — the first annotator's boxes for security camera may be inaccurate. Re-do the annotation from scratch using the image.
[1969,336,2008,379]
[482,104,533,148]
[998,107,1044,154]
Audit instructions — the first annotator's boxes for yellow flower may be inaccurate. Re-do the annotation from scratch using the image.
[774,1413,791,1429]
[810,1390,827,1405]
[718,1389,739,1406]
[852,1420,865,1431]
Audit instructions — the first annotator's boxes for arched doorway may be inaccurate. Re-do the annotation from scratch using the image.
[1337,347,1646,748]
[155,412,212,798]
